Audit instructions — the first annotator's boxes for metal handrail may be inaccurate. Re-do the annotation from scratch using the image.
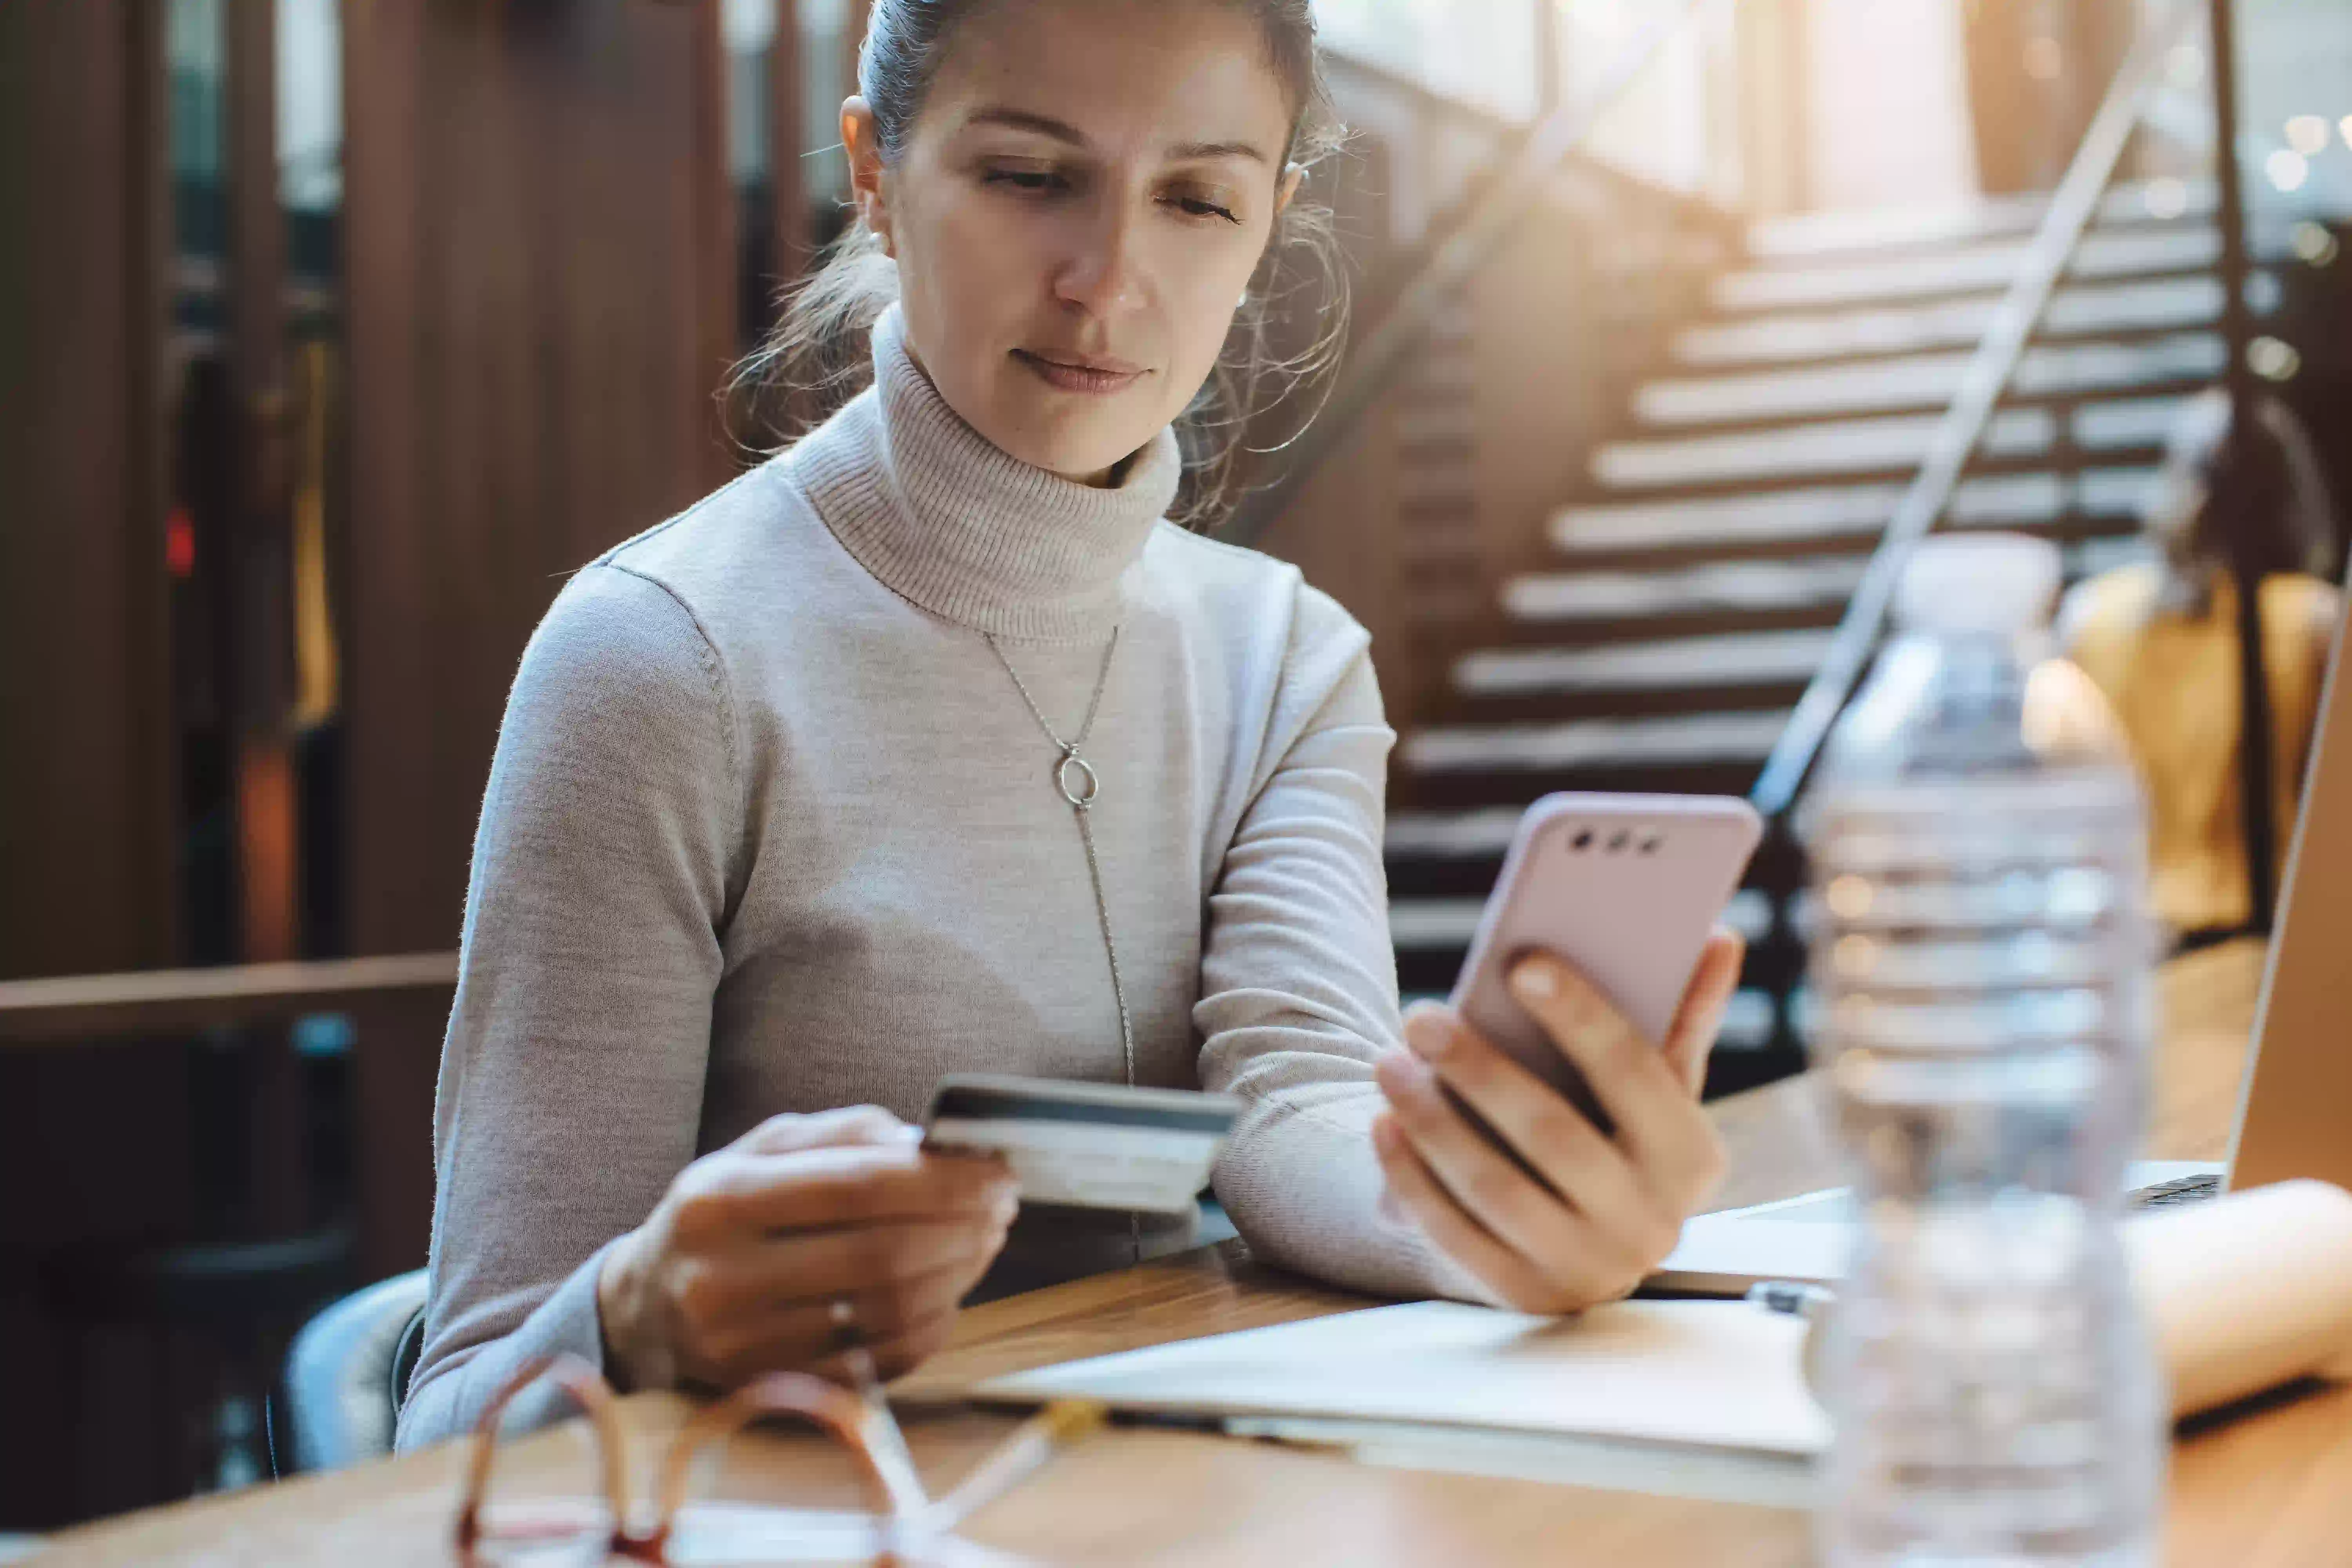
[1744,0,2207,822]
[1216,0,1721,549]
[2205,0,2278,933]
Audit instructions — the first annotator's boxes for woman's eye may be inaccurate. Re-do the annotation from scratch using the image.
[983,168,1066,194]
[1169,195,1241,225]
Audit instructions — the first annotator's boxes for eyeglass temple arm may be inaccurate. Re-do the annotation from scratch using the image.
[455,1353,634,1557]
[650,1370,930,1548]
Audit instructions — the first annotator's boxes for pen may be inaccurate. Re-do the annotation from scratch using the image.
[1747,1279,1836,1399]
[927,1401,1109,1532]
[1747,1279,1835,1321]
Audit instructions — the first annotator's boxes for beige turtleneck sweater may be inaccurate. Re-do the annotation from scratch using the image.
[395,305,1464,1452]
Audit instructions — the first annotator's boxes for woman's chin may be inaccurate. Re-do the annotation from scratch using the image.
[984,404,1161,487]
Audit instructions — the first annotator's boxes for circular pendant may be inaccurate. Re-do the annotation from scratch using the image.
[1056,750,1101,809]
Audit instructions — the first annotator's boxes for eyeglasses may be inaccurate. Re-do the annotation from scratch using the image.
[452,1352,1105,1566]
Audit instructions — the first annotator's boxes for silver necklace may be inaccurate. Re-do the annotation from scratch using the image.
[985,625,1147,1266]
[984,624,1136,1094]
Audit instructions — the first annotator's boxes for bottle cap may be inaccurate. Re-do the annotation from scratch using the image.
[1892,532,2062,634]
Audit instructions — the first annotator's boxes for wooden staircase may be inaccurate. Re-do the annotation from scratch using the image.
[1383,180,2235,1093]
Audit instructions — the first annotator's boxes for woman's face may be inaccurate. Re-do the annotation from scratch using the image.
[846,0,1300,485]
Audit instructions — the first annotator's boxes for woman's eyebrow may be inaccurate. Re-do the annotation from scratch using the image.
[963,107,1091,145]
[1167,138,1271,165]
[960,106,1271,165]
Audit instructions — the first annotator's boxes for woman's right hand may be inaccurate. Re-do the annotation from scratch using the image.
[596,1105,1018,1392]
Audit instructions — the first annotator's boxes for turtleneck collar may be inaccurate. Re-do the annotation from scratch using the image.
[789,302,1184,644]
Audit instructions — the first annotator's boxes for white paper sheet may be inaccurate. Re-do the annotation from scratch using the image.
[979,1298,1833,1457]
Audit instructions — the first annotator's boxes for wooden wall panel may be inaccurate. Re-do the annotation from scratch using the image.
[1465,189,1724,600]
[0,0,174,982]
[340,0,737,956]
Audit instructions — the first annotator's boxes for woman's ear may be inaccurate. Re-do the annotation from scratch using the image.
[1273,162,1305,220]
[842,96,895,256]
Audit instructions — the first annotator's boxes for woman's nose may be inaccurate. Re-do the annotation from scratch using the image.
[1052,203,1147,316]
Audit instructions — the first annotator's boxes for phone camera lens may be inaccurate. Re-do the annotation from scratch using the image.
[1639,835,1662,855]
[1607,831,1631,853]
[1572,830,1594,851]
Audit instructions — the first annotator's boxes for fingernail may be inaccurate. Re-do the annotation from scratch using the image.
[993,1191,1020,1223]
[1511,958,1557,1000]
[1375,1185,1408,1230]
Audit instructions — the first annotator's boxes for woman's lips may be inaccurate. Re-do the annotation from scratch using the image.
[1012,348,1145,395]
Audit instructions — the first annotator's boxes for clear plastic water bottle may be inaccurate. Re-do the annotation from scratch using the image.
[1805,533,2165,1566]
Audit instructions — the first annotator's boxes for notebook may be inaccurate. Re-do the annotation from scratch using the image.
[975,1181,2352,1503]
[981,1296,1829,1457]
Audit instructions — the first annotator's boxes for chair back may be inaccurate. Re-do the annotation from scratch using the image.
[272,1269,429,1474]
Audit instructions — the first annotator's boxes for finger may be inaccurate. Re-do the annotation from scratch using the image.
[709,1144,1018,1234]
[699,1254,979,1374]
[1370,1114,1594,1315]
[1374,1047,1643,1292]
[702,1301,963,1390]
[1399,1002,1659,1241]
[690,1217,1007,1333]
[1506,955,1724,1208]
[845,1310,962,1384]
[1660,930,1745,1098]
[737,1104,915,1157]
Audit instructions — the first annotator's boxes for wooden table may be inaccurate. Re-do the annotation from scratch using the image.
[39,939,2347,1566]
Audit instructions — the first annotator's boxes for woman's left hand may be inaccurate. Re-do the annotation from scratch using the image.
[1371,930,1744,1314]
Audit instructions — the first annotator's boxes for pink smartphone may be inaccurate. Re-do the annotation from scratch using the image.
[1447,793,1762,1135]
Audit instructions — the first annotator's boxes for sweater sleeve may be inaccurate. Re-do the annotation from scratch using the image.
[1194,590,1486,1303]
[394,563,740,1453]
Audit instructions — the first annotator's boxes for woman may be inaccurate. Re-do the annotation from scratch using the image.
[2058,388,2343,941]
[396,0,1742,1452]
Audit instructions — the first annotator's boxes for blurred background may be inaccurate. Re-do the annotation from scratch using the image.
[2,0,2347,1534]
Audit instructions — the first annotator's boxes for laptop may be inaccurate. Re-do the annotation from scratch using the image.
[1654,595,2352,1295]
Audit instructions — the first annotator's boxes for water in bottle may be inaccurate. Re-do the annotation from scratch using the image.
[1805,533,2165,1566]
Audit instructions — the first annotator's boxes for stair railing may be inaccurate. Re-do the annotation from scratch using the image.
[2201,0,2279,935]
[1216,0,1724,550]
[1744,0,2218,824]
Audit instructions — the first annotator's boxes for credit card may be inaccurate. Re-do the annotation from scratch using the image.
[920,1074,1242,1215]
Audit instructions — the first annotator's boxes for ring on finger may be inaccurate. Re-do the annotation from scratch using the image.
[828,1294,863,1354]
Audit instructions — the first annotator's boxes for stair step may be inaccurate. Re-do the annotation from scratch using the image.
[2075,394,2200,450]
[1401,711,1788,810]
[1501,556,1867,630]
[1596,409,2046,490]
[1404,758,1771,809]
[2067,533,2161,578]
[1388,806,1541,861]
[1455,627,1838,701]
[1549,468,2154,560]
[1674,274,2242,369]
[1389,888,1779,950]
[1711,227,2218,314]
[1393,403,1479,446]
[1466,539,2154,654]
[1438,554,2161,720]
[1592,397,2192,492]
[1742,180,2217,261]
[1634,335,2223,428]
